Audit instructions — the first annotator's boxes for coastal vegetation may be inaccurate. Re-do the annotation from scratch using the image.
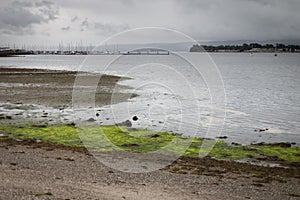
[1,124,299,167]
[190,43,300,52]
[0,49,33,57]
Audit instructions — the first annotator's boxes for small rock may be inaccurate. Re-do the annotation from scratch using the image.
[87,118,96,122]
[96,113,100,117]
[208,167,226,174]
[150,134,160,138]
[121,143,139,147]
[276,142,292,148]
[12,151,25,154]
[116,120,132,127]
[6,116,12,120]
[34,192,52,197]
[0,132,6,137]
[64,157,75,161]
[67,122,76,126]
[216,136,228,139]
[252,183,264,187]
[32,124,47,128]
[132,116,138,121]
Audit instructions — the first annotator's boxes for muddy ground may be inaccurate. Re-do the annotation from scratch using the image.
[0,67,131,108]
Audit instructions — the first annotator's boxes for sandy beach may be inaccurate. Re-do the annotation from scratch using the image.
[1,141,299,200]
[0,67,299,199]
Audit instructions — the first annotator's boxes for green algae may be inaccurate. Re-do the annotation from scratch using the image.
[0,125,299,165]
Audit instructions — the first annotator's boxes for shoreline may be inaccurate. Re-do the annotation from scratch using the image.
[0,67,299,199]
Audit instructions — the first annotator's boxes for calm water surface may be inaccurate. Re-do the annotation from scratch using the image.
[0,53,299,145]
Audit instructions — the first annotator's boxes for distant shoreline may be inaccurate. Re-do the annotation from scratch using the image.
[190,43,300,53]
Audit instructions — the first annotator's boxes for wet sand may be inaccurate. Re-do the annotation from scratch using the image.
[0,67,131,108]
[0,67,300,199]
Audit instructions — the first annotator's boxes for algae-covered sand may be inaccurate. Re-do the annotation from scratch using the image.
[1,124,299,168]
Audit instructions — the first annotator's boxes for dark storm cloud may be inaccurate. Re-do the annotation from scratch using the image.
[0,0,59,35]
[0,0,299,44]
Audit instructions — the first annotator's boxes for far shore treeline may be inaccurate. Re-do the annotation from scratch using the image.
[190,43,300,53]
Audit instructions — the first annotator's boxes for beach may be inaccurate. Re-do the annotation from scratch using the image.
[1,141,299,200]
[0,67,300,199]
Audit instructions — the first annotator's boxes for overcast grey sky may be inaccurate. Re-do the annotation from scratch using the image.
[0,0,300,46]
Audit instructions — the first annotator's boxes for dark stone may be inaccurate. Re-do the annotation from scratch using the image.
[252,183,264,187]
[132,116,138,121]
[96,113,100,117]
[150,134,160,138]
[121,143,139,147]
[64,157,75,161]
[116,120,132,127]
[31,124,47,128]
[6,116,12,120]
[247,154,254,159]
[276,142,292,148]
[216,136,228,139]
[67,122,76,126]
[87,118,96,122]
[254,142,292,148]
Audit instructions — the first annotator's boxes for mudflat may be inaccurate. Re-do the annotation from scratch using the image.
[0,67,130,108]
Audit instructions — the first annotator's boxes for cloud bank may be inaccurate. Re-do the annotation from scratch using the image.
[0,0,299,45]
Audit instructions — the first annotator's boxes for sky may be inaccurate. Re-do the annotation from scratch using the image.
[0,0,300,47]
